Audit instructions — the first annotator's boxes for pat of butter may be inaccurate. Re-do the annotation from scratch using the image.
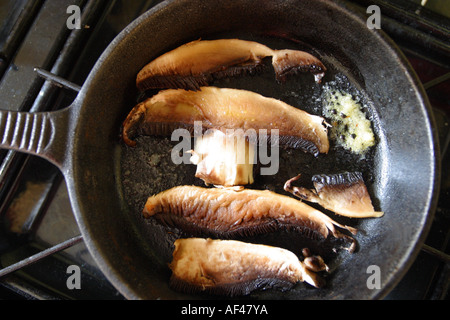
[323,90,375,154]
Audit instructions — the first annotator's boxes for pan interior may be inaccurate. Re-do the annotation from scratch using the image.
[70,0,437,300]
[119,33,381,296]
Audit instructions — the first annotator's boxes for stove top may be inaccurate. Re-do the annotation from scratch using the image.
[0,0,448,300]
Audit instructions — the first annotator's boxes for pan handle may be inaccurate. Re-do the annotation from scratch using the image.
[0,106,72,170]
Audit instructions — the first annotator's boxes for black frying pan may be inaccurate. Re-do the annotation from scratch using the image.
[0,0,440,299]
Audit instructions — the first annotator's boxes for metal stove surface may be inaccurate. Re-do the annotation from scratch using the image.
[0,0,448,300]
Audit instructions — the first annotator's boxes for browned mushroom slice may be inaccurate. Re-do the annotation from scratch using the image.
[169,238,326,296]
[188,129,255,187]
[284,172,384,218]
[301,248,330,273]
[136,39,327,91]
[122,87,329,156]
[143,186,357,252]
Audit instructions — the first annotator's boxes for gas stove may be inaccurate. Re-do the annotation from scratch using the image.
[0,0,448,300]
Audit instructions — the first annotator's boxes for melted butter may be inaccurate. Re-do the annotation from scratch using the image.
[323,89,375,154]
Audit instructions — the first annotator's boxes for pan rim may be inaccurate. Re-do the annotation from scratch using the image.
[355,6,440,300]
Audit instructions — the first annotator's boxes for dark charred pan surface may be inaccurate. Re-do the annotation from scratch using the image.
[119,34,381,297]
